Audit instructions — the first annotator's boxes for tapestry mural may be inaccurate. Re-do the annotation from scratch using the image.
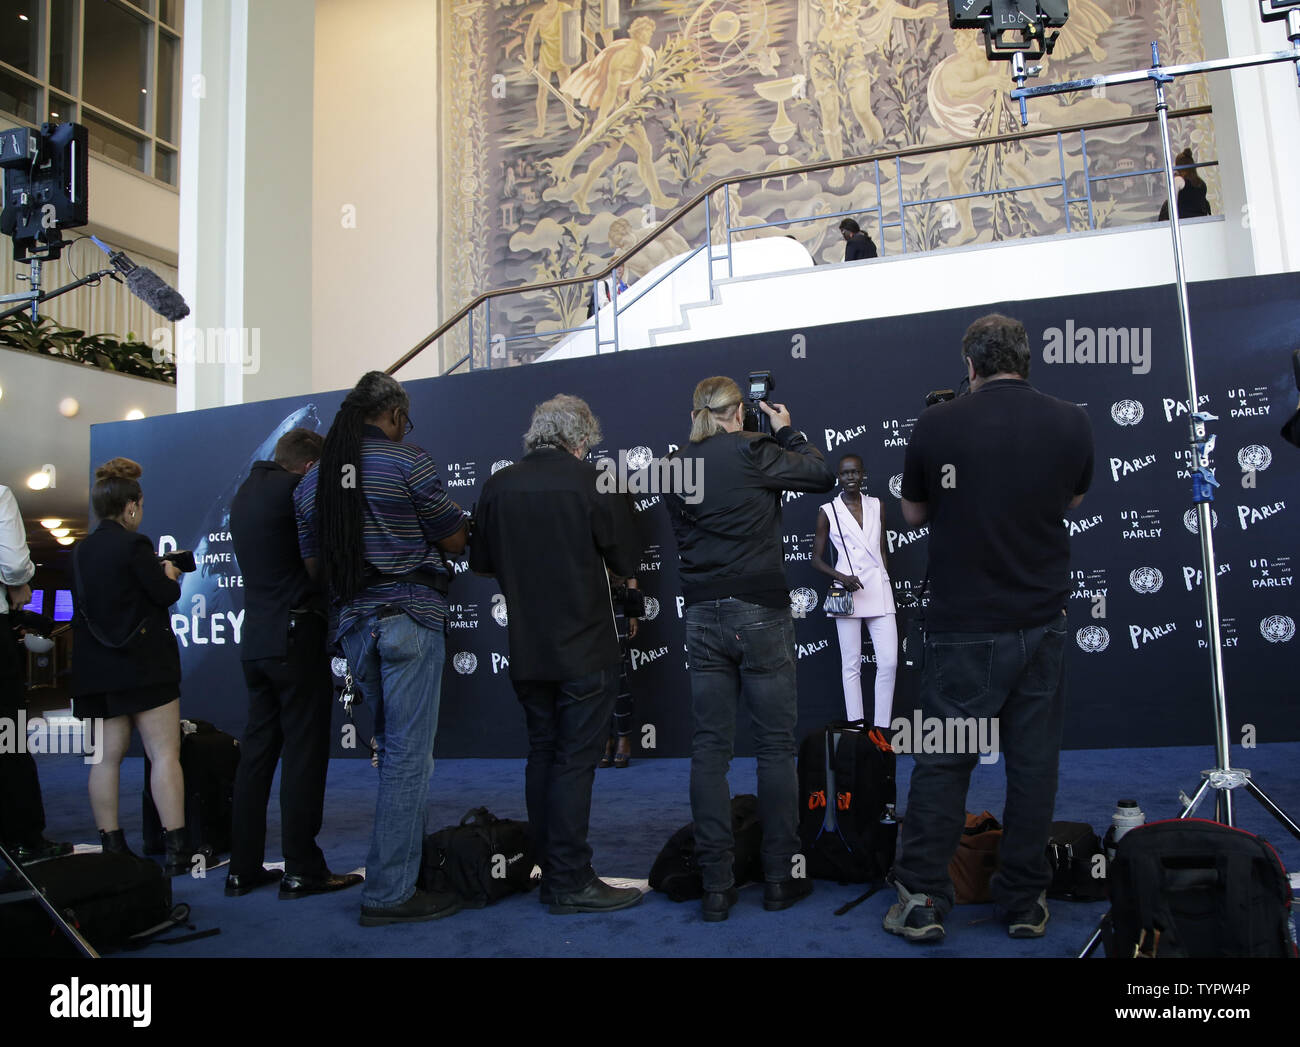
[442,0,1215,364]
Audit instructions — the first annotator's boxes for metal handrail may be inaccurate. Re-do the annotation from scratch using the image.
[388,104,1212,376]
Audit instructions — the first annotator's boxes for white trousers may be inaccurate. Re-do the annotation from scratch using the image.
[835,614,898,727]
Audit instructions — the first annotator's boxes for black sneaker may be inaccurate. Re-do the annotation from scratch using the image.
[1006,891,1050,938]
[359,888,462,927]
[882,883,945,944]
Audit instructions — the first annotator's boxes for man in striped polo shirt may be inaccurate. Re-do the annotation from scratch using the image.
[295,372,468,926]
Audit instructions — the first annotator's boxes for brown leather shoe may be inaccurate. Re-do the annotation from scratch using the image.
[279,870,364,899]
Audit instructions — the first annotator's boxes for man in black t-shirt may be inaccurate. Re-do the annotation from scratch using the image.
[885,314,1093,946]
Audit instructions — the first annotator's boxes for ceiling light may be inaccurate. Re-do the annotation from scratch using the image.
[19,14,29,21]
[57,537,75,546]
[50,528,71,538]
[40,519,62,530]
[125,408,145,420]
[59,397,80,417]
[27,466,55,491]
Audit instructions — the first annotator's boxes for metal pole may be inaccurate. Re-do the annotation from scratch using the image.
[1150,42,1235,825]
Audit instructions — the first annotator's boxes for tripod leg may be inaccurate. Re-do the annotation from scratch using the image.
[1180,777,1212,818]
[1244,779,1300,843]
[1217,786,1235,827]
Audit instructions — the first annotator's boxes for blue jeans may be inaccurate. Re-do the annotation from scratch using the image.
[893,612,1068,915]
[513,666,618,894]
[686,598,801,891]
[340,610,446,908]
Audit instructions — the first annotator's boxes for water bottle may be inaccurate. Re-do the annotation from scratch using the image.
[1103,799,1146,862]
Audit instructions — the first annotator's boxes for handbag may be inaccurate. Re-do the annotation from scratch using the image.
[821,499,857,616]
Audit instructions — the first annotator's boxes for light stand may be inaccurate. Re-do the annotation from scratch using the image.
[976,7,1300,958]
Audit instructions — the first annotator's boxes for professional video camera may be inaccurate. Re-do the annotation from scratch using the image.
[743,370,775,434]
[0,122,88,262]
[159,550,197,574]
[948,0,1068,60]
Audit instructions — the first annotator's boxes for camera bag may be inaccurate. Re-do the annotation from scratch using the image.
[1046,820,1107,901]
[648,794,763,901]
[797,721,897,883]
[419,807,534,908]
[1103,818,1298,958]
[142,719,239,856]
[0,852,180,957]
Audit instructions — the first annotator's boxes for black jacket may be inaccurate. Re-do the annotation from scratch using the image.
[469,447,642,681]
[71,519,181,696]
[1157,182,1211,221]
[844,231,878,261]
[665,427,834,606]
[230,460,323,661]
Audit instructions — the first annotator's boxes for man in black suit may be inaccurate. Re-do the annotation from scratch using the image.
[840,217,878,261]
[469,395,644,914]
[227,428,362,899]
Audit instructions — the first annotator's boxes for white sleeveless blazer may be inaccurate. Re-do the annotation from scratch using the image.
[822,494,895,618]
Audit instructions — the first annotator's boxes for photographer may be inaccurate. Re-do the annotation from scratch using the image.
[295,372,468,927]
[469,395,644,915]
[71,459,208,875]
[663,377,835,922]
[0,484,71,863]
[227,428,362,900]
[885,314,1093,945]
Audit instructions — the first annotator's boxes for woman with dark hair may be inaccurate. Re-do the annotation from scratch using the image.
[72,458,206,875]
[812,454,897,751]
[1157,148,1212,221]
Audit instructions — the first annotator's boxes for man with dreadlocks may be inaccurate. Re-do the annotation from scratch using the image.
[294,371,468,926]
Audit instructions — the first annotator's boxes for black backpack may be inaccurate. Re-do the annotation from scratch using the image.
[797,721,896,883]
[649,794,763,901]
[1046,821,1108,902]
[1104,818,1298,958]
[419,807,534,908]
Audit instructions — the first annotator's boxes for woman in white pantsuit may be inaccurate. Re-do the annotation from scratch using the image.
[812,455,896,752]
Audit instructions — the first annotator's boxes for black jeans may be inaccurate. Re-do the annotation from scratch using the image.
[0,630,44,847]
[513,666,617,894]
[230,613,332,879]
[893,612,1069,914]
[686,598,800,891]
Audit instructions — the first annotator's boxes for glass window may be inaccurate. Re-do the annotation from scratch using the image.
[154,143,175,185]
[160,0,182,30]
[0,66,39,124]
[0,0,40,77]
[48,90,75,123]
[49,0,76,94]
[157,30,177,142]
[83,0,150,129]
[82,109,148,173]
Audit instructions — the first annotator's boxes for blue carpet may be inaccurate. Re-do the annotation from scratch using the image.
[28,743,1300,958]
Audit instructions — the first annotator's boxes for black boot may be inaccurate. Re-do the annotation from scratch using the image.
[162,827,213,877]
[98,829,134,856]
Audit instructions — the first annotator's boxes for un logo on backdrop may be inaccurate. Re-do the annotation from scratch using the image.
[641,596,660,621]
[1184,508,1219,534]
[1111,400,1144,426]
[626,446,654,471]
[1237,445,1272,472]
[1076,625,1110,653]
[491,601,508,627]
[491,459,513,474]
[790,588,818,616]
[1260,615,1295,644]
[888,474,903,499]
[453,652,478,675]
[1129,567,1164,594]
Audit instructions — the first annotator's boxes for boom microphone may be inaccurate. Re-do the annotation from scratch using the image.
[89,235,190,322]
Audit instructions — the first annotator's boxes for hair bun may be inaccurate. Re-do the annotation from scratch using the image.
[95,457,143,482]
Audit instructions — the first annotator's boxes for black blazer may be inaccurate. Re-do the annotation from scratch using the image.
[71,519,181,696]
[230,460,323,662]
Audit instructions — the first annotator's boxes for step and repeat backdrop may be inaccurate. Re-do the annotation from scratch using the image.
[91,272,1300,757]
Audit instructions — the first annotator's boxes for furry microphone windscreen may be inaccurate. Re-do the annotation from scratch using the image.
[126,266,190,322]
